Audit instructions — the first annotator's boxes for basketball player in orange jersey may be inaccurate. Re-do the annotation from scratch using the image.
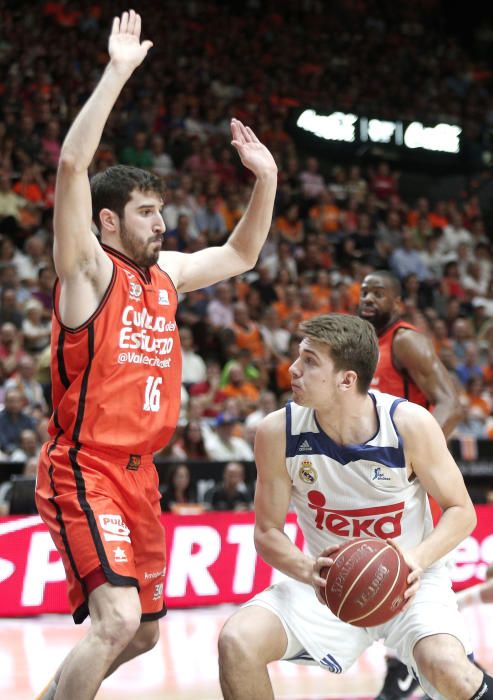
[34,10,277,700]
[218,314,492,700]
[359,270,464,700]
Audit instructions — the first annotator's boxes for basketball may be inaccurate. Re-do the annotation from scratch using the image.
[321,538,409,627]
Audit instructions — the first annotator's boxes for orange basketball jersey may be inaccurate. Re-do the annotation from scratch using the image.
[49,245,182,455]
[371,320,429,408]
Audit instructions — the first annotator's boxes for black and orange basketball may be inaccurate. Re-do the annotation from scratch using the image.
[321,538,409,627]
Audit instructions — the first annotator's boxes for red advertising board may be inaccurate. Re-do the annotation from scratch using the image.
[0,507,491,617]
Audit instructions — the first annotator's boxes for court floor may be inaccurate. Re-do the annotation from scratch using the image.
[0,602,491,699]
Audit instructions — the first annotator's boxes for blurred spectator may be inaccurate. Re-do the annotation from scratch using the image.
[160,463,200,513]
[16,235,49,285]
[207,282,235,330]
[41,120,61,168]
[22,298,51,353]
[221,362,260,415]
[180,326,207,387]
[189,360,228,418]
[230,302,266,362]
[389,230,432,282]
[299,157,325,202]
[4,354,47,413]
[31,265,56,318]
[195,194,227,243]
[203,461,252,511]
[455,342,484,386]
[0,322,28,377]
[0,456,38,516]
[275,202,304,246]
[149,134,175,178]
[0,171,26,227]
[176,420,209,460]
[259,306,290,359]
[451,318,475,361]
[441,261,467,301]
[245,391,278,432]
[0,287,23,329]
[203,413,254,461]
[163,188,199,239]
[0,388,36,455]
[119,131,153,168]
[9,428,41,463]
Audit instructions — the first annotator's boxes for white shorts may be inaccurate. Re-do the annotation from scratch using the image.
[244,565,472,699]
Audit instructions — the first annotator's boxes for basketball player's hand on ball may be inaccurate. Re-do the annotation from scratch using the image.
[230,119,278,178]
[388,539,422,610]
[312,544,341,605]
[109,10,153,76]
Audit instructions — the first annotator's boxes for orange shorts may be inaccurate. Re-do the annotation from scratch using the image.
[35,439,166,624]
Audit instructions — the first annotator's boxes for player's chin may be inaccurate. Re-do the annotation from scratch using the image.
[146,249,160,266]
[291,390,306,405]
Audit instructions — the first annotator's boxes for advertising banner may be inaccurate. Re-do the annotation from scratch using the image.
[0,508,491,617]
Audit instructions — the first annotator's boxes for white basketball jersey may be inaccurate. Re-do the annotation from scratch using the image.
[286,390,434,559]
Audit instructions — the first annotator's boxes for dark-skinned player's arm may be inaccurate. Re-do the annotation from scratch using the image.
[393,329,463,438]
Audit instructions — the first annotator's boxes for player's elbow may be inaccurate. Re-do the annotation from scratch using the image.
[465,501,477,535]
[451,397,466,424]
[253,524,274,558]
[58,150,87,175]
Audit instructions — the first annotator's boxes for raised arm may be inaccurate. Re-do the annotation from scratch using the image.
[394,401,476,570]
[253,409,314,583]
[393,328,463,437]
[54,11,152,325]
[159,121,278,292]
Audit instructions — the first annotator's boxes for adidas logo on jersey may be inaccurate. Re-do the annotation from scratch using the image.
[298,439,312,453]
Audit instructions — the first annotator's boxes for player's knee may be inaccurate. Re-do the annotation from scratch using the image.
[218,619,255,670]
[95,607,142,650]
[132,621,160,655]
[414,638,477,692]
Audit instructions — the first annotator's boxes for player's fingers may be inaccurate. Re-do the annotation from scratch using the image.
[112,16,120,34]
[127,9,136,35]
[120,10,129,34]
[134,12,142,38]
[230,119,244,142]
[234,119,250,142]
[245,126,260,143]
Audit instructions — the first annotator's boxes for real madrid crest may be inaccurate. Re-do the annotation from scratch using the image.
[299,460,318,484]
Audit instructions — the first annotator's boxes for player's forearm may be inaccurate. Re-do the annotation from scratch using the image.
[413,503,477,570]
[254,526,313,583]
[59,63,133,170]
[225,174,277,269]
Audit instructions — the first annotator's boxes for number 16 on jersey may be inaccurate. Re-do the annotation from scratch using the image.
[143,376,162,412]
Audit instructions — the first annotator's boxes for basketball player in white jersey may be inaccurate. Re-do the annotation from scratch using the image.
[218,314,492,700]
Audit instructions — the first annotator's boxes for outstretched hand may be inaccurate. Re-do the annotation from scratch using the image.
[230,119,278,179]
[109,10,153,75]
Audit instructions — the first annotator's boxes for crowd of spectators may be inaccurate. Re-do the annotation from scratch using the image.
[2,0,493,510]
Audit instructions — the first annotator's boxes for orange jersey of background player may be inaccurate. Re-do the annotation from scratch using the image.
[371,320,429,408]
[49,245,182,455]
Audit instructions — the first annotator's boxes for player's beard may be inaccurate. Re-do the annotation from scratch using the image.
[366,308,393,334]
[120,220,161,268]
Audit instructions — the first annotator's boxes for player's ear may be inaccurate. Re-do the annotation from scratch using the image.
[339,370,357,391]
[99,208,119,233]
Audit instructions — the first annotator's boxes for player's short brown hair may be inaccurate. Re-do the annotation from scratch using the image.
[299,313,379,394]
[90,165,163,230]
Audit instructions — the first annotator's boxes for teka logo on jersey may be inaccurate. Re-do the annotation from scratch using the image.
[98,514,131,543]
[307,490,405,538]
